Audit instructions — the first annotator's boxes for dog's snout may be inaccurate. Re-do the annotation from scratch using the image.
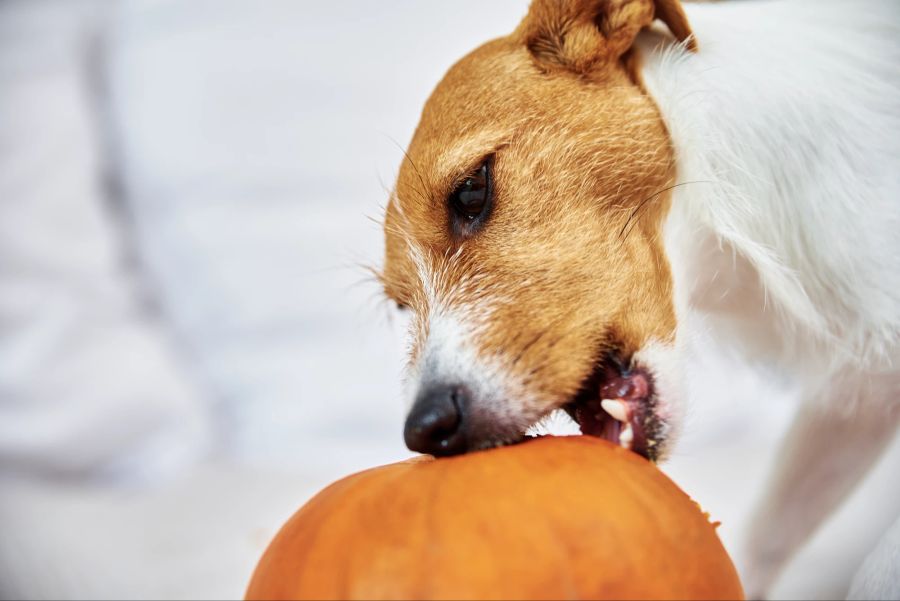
[404,384,468,456]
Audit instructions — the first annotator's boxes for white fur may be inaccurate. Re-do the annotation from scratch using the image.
[632,339,687,459]
[637,0,900,595]
[640,0,900,370]
[411,308,547,446]
[406,237,543,439]
[405,237,541,435]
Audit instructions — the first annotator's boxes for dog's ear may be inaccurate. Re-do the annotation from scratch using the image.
[653,0,695,51]
[519,0,695,73]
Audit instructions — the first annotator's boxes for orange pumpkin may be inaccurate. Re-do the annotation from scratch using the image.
[246,436,743,601]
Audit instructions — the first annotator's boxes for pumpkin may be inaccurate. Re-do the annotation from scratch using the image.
[246,436,743,600]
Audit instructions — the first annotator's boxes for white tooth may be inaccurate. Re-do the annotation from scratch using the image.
[620,423,634,449]
[600,399,629,423]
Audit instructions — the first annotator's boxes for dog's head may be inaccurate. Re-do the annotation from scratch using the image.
[380,0,694,461]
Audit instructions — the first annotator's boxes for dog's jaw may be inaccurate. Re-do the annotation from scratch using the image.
[567,360,660,460]
[563,340,685,461]
[407,303,685,460]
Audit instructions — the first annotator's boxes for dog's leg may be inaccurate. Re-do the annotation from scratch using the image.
[741,371,899,599]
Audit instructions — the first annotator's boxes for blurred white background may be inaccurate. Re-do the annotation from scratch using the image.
[0,1,897,599]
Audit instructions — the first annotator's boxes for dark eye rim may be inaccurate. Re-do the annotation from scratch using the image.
[447,155,494,238]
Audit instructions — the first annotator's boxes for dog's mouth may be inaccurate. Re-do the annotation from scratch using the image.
[562,358,662,461]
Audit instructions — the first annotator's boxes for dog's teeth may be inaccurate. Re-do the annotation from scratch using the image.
[600,399,628,422]
[619,423,634,449]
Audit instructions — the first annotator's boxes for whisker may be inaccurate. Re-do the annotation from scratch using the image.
[619,180,712,241]
[387,136,432,208]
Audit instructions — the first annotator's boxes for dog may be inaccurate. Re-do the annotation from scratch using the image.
[378,0,900,597]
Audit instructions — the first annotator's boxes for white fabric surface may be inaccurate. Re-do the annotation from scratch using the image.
[101,0,477,469]
[0,0,212,482]
[0,1,897,600]
[0,463,330,601]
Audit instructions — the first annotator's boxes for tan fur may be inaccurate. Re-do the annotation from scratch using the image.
[382,1,693,414]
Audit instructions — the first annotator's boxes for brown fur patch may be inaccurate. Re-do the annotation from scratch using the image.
[382,1,688,413]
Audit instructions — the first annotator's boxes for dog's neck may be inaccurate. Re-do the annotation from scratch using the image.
[635,1,900,370]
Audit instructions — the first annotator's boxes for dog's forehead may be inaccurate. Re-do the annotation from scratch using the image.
[423,39,535,130]
[403,39,538,175]
[396,36,645,197]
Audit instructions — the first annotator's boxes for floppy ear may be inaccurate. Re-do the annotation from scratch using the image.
[519,0,695,73]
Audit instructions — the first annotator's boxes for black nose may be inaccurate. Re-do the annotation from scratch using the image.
[404,384,468,456]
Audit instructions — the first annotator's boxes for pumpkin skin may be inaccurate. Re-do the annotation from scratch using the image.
[246,436,743,601]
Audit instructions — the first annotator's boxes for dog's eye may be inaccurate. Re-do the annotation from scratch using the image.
[451,167,488,219]
[449,159,493,230]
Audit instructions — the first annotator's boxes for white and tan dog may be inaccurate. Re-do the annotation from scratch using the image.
[379,0,900,597]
